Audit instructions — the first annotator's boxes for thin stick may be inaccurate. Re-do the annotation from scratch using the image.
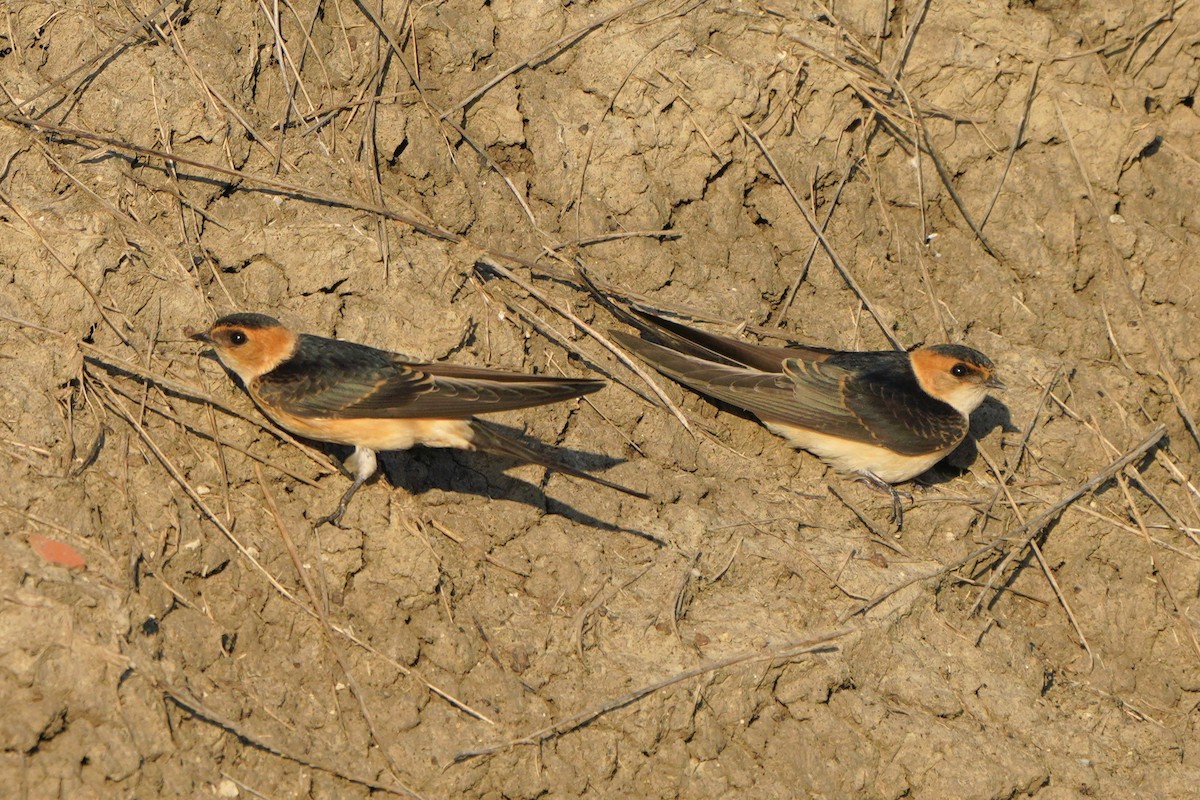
[671,551,701,639]
[1047,1,1183,63]
[1126,470,1199,548]
[841,425,1166,621]
[974,446,1093,666]
[1070,505,1200,561]
[255,466,420,796]
[1154,449,1200,520]
[980,62,1040,229]
[910,107,995,256]
[882,0,930,82]
[916,249,949,341]
[972,367,1061,535]
[773,159,860,326]
[0,187,131,346]
[0,312,67,336]
[443,0,660,116]
[737,119,903,350]
[3,114,459,243]
[478,257,693,431]
[454,627,850,762]
[572,563,654,661]
[551,229,680,251]
[827,484,909,556]
[162,685,417,797]
[1008,368,1061,477]
[426,516,531,577]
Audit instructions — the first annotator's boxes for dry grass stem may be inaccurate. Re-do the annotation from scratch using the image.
[737,119,903,350]
[255,466,422,796]
[455,627,850,762]
[843,425,1166,621]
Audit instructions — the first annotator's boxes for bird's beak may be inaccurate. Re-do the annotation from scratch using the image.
[986,375,1006,391]
[185,326,212,344]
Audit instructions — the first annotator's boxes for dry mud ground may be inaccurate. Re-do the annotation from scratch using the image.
[1,0,1199,797]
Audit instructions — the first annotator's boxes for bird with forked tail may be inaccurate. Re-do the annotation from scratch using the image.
[189,313,646,526]
[605,301,1003,522]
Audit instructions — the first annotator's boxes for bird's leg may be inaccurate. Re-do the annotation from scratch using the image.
[854,471,911,528]
[313,447,379,527]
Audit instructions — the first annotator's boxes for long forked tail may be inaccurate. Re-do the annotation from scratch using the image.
[469,421,648,500]
[578,269,832,371]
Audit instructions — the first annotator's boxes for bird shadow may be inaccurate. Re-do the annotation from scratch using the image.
[192,348,659,543]
[347,425,663,545]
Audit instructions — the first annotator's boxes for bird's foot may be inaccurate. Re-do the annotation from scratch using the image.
[311,479,365,528]
[855,472,911,529]
[312,502,348,529]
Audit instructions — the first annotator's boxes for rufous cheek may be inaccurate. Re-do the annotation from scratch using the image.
[211,326,299,380]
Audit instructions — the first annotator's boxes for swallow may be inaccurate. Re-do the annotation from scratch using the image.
[608,304,1003,518]
[189,313,645,526]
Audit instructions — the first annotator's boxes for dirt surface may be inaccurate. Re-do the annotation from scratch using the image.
[2,0,1199,797]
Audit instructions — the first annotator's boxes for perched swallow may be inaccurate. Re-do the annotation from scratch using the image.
[609,305,1003,516]
[190,313,645,525]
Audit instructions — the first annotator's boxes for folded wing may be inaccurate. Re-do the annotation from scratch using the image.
[255,334,604,419]
[609,304,838,371]
[614,332,966,456]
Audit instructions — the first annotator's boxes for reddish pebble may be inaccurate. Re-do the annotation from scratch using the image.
[28,534,87,570]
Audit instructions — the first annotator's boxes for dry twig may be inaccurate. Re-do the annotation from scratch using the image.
[255,466,421,796]
[842,425,1166,621]
[736,119,902,350]
[455,627,850,762]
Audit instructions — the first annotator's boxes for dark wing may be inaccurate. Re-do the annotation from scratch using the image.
[614,305,839,372]
[577,265,839,372]
[614,332,966,455]
[254,334,604,419]
[783,359,969,455]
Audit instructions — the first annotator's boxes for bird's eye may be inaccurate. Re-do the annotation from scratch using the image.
[950,363,970,377]
[229,331,248,346]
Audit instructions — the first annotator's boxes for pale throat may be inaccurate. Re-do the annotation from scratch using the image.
[911,361,988,417]
[935,382,988,416]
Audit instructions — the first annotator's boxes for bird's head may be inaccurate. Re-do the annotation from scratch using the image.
[910,344,1004,416]
[188,313,298,382]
